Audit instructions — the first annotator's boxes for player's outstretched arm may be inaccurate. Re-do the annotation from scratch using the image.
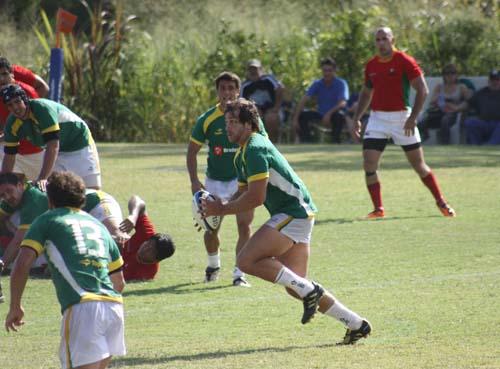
[110,270,125,293]
[33,74,50,98]
[119,195,146,233]
[352,86,373,140]
[0,229,27,268]
[5,247,36,332]
[186,141,204,194]
[37,140,59,182]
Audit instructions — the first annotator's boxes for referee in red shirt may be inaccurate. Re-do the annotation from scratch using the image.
[352,27,455,218]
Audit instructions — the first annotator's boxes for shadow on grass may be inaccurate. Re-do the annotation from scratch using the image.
[315,217,357,225]
[123,282,232,297]
[111,342,339,366]
[315,214,441,225]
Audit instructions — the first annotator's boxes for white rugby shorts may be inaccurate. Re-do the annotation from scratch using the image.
[59,301,125,369]
[54,142,101,188]
[0,147,44,181]
[87,191,123,224]
[364,110,421,146]
[204,177,238,202]
[265,213,314,244]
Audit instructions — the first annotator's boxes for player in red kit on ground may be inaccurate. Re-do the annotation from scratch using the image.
[118,195,175,281]
[352,27,455,219]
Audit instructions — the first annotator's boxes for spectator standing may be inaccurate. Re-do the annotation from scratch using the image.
[241,59,284,143]
[419,64,471,144]
[293,57,349,143]
[463,69,500,145]
[352,27,455,218]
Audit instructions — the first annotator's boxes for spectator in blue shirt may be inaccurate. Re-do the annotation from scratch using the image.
[293,57,349,143]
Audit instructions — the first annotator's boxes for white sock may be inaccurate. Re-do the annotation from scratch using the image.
[207,252,220,269]
[232,266,244,279]
[274,266,314,298]
[324,300,363,330]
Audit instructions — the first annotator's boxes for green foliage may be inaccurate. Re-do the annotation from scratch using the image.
[1,0,498,142]
[317,9,378,91]
[411,11,499,75]
[34,1,139,141]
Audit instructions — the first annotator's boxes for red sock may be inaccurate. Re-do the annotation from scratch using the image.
[367,182,383,210]
[421,172,444,204]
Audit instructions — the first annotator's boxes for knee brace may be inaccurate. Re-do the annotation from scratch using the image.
[365,171,377,177]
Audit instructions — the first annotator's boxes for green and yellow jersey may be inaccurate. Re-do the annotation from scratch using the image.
[22,207,123,313]
[0,185,115,231]
[0,182,48,230]
[235,132,317,218]
[83,189,106,213]
[190,103,267,181]
[4,99,92,154]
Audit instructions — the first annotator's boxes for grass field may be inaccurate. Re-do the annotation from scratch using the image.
[0,143,499,369]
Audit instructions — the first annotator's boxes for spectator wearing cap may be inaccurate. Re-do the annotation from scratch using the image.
[292,57,349,143]
[463,69,500,145]
[241,59,284,143]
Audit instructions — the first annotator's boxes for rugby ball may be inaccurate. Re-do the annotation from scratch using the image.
[191,190,221,232]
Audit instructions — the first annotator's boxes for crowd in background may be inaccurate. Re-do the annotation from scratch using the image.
[242,58,500,146]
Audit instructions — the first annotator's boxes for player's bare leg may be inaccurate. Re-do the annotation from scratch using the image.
[204,226,221,282]
[74,355,111,369]
[405,147,456,216]
[233,209,253,286]
[404,146,430,177]
[238,225,370,335]
[263,110,281,143]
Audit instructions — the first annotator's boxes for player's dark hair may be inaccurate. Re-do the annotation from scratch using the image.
[0,57,12,72]
[320,57,337,69]
[1,84,29,106]
[215,71,241,90]
[442,63,457,75]
[225,98,260,131]
[0,172,22,186]
[47,171,86,209]
[151,233,175,261]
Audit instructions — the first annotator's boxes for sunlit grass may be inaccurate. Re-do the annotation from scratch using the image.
[0,143,499,369]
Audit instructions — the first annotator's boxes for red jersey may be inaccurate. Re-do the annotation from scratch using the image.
[122,214,159,281]
[364,50,422,111]
[0,80,43,155]
[12,64,37,86]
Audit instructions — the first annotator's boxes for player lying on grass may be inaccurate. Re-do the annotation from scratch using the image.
[0,173,174,282]
[201,98,371,345]
[0,173,126,272]
[118,195,175,281]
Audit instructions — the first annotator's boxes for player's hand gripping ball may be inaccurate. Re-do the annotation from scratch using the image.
[192,190,221,232]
